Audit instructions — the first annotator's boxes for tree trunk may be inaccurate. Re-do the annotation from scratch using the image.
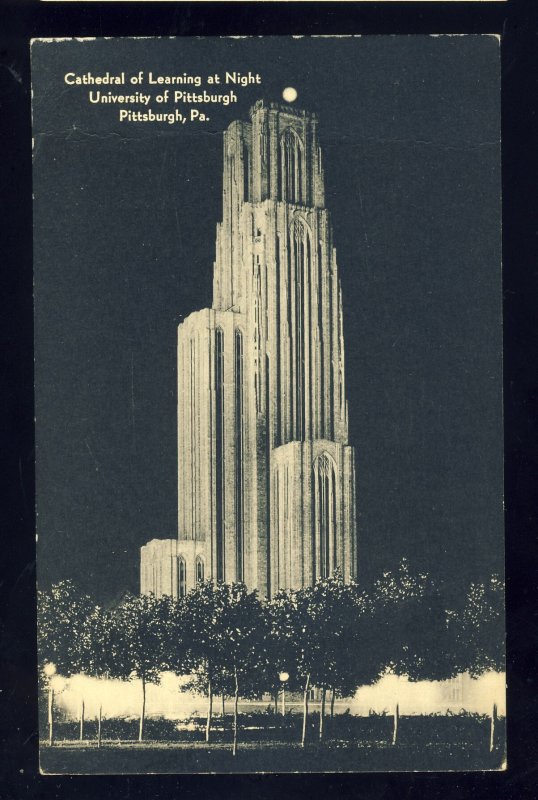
[138,675,146,742]
[205,677,213,743]
[221,693,225,720]
[301,674,310,748]
[392,702,399,746]
[47,686,54,747]
[79,698,85,741]
[319,687,326,741]
[490,702,497,752]
[97,704,102,748]
[274,692,278,715]
[232,667,239,756]
[330,687,336,719]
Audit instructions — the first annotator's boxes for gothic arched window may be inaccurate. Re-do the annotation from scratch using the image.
[312,453,337,578]
[178,556,187,598]
[215,327,225,582]
[234,329,244,581]
[288,218,312,440]
[280,128,304,204]
[243,140,250,201]
[195,556,204,584]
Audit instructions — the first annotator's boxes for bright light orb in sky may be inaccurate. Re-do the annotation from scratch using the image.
[282,87,298,103]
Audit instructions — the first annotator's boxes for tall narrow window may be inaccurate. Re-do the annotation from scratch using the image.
[313,453,337,578]
[243,141,250,202]
[287,226,293,437]
[190,338,196,535]
[294,221,304,440]
[289,219,311,441]
[280,128,304,204]
[215,328,225,582]
[266,354,271,597]
[195,556,204,584]
[229,154,235,190]
[328,265,334,440]
[317,240,325,438]
[178,556,186,598]
[274,468,280,589]
[275,234,281,445]
[234,329,244,581]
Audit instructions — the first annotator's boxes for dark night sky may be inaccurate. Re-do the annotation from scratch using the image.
[32,36,503,606]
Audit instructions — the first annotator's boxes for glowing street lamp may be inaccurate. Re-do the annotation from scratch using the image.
[43,664,68,747]
[279,671,289,717]
[43,663,56,746]
[43,662,57,679]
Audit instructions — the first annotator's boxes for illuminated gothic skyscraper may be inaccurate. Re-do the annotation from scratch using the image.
[141,99,357,599]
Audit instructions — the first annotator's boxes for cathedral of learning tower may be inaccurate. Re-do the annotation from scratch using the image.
[141,99,358,599]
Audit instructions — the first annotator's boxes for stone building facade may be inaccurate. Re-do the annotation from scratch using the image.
[141,99,357,599]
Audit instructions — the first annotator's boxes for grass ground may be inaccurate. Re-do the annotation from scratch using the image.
[40,740,506,774]
[40,715,506,774]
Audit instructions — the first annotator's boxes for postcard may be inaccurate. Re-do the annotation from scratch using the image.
[32,35,504,774]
